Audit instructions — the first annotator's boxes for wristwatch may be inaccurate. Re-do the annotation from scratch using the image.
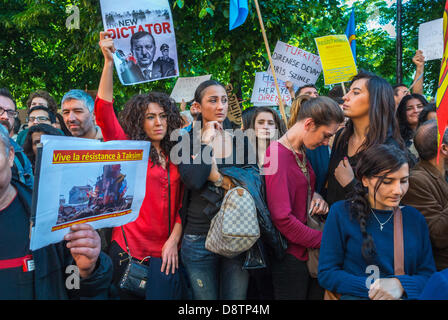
[214,174,224,187]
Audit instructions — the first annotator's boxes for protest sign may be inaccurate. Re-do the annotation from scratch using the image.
[419,18,444,61]
[225,83,243,126]
[268,40,322,87]
[315,35,358,85]
[251,72,296,106]
[100,0,179,85]
[30,136,150,251]
[170,75,212,103]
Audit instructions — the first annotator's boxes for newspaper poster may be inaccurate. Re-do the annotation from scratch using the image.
[170,75,212,103]
[315,35,358,85]
[30,136,150,251]
[419,18,444,61]
[100,0,179,85]
[251,72,297,106]
[268,40,322,87]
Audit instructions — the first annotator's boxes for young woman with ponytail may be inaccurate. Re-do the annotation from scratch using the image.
[318,144,436,300]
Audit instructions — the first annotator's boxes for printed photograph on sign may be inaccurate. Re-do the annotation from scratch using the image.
[29,136,150,251]
[55,164,135,228]
[100,0,179,85]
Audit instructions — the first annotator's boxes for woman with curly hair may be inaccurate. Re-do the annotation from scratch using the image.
[318,144,436,300]
[96,31,184,300]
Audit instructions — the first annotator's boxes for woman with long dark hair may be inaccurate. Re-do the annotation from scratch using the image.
[326,71,405,206]
[95,31,184,300]
[396,93,428,163]
[318,144,436,300]
[246,106,285,168]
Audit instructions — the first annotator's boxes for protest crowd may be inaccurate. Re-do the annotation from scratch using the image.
[1,1,448,302]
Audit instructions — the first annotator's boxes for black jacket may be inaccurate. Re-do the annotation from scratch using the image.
[14,180,113,299]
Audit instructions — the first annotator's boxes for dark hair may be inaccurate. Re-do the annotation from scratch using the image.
[241,107,258,131]
[193,80,226,105]
[418,102,437,126]
[295,84,317,97]
[338,71,405,154]
[414,119,448,161]
[327,85,344,105]
[26,90,58,114]
[13,117,21,135]
[289,95,344,129]
[119,92,183,166]
[23,123,64,168]
[130,31,154,52]
[249,106,286,136]
[27,105,56,124]
[396,94,428,143]
[349,144,409,262]
[55,112,72,136]
[0,88,17,110]
[393,83,408,96]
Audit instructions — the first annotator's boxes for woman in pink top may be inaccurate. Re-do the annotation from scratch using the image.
[264,96,344,300]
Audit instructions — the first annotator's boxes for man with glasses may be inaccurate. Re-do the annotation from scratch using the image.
[0,88,34,188]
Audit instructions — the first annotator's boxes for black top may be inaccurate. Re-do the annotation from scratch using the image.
[177,129,256,235]
[326,129,402,206]
[0,193,34,299]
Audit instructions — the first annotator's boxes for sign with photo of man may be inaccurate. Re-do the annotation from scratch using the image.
[99,0,179,85]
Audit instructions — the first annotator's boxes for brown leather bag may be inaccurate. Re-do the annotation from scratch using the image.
[324,207,405,300]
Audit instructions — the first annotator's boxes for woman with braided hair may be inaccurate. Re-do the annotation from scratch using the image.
[318,144,436,300]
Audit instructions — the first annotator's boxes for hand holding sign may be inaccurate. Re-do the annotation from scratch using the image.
[99,31,116,63]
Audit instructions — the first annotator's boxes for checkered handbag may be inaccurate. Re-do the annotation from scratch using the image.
[205,186,260,258]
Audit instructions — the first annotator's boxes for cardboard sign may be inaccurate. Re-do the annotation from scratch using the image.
[251,72,296,106]
[225,83,242,126]
[315,35,358,85]
[170,75,212,103]
[30,136,150,250]
[100,0,179,85]
[419,18,444,61]
[268,41,322,88]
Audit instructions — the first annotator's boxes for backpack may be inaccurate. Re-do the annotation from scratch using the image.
[205,186,260,258]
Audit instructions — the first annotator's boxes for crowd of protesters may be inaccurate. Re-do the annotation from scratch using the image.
[0,32,447,300]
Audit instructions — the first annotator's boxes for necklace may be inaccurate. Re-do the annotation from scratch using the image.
[370,209,394,231]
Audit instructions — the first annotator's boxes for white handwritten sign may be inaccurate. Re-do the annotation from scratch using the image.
[419,18,444,61]
[251,72,296,106]
[170,75,212,103]
[268,40,322,87]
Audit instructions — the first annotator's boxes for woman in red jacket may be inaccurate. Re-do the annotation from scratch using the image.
[96,31,184,299]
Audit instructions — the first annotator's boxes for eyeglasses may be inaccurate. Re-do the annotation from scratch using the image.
[0,106,18,118]
[27,116,50,123]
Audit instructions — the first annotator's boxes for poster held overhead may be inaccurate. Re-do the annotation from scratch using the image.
[99,0,179,85]
[315,35,358,86]
[30,136,150,251]
[418,18,444,61]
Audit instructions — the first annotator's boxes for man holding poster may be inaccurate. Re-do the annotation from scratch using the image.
[100,0,179,85]
[0,125,112,299]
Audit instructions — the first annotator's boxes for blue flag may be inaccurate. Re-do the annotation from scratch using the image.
[229,0,249,30]
[345,8,356,64]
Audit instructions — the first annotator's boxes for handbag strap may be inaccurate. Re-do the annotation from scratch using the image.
[121,225,132,258]
[393,207,405,275]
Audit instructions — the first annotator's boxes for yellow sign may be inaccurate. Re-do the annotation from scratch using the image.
[314,35,357,85]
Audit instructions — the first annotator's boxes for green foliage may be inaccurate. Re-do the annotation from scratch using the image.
[0,0,445,111]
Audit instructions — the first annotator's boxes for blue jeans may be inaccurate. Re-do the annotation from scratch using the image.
[180,234,249,300]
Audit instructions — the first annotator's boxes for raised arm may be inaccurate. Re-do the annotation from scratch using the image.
[95,31,126,141]
[410,50,425,95]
